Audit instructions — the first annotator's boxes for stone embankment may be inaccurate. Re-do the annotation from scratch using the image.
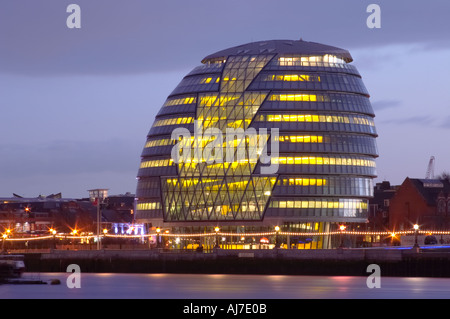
[19,247,450,277]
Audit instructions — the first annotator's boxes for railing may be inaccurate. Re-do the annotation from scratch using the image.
[0,229,444,252]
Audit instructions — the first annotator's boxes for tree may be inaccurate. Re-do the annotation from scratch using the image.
[437,171,450,182]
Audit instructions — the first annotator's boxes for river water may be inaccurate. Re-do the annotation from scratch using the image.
[2,272,450,299]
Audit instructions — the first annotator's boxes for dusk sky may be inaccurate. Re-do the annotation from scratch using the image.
[1,0,450,198]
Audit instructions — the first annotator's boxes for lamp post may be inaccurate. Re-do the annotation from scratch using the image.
[1,233,7,252]
[156,227,161,248]
[339,224,346,248]
[274,225,280,248]
[71,229,78,250]
[103,228,108,246]
[390,232,396,246]
[214,226,220,248]
[88,189,108,250]
[413,224,420,250]
[50,228,57,250]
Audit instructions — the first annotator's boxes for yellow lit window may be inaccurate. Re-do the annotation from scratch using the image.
[145,138,176,148]
[137,202,161,210]
[270,94,318,102]
[258,113,373,126]
[140,159,174,168]
[266,74,319,82]
[163,96,197,107]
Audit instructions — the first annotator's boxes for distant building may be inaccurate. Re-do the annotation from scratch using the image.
[389,178,450,231]
[0,192,138,235]
[368,181,398,231]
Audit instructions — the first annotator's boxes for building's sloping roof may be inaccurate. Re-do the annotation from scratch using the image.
[201,39,353,63]
[408,178,450,206]
[101,209,132,223]
[370,181,398,206]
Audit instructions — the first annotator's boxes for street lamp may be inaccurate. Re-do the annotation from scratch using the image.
[50,228,57,250]
[214,226,220,248]
[339,224,346,248]
[274,226,280,248]
[413,224,420,249]
[156,227,161,248]
[88,189,108,250]
[390,232,396,246]
[2,233,7,252]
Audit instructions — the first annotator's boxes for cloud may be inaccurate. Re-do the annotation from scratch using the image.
[1,0,450,76]
[381,115,435,126]
[0,139,141,179]
[438,116,450,129]
[371,99,402,111]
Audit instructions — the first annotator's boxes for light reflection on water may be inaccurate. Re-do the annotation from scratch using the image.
[2,272,450,299]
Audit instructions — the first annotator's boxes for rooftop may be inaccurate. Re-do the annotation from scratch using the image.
[201,39,353,63]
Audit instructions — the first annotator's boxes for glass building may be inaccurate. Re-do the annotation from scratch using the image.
[135,39,378,249]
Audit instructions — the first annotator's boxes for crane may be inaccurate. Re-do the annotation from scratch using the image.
[425,156,435,179]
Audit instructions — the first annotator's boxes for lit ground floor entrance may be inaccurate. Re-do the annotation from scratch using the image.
[144,221,370,250]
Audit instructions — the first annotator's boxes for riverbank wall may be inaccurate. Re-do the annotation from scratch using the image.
[20,248,450,277]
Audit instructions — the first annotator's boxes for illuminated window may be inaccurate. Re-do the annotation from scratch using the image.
[272,156,375,167]
[278,135,323,143]
[260,113,375,126]
[163,96,197,107]
[199,94,240,107]
[140,159,174,168]
[278,55,345,66]
[270,198,368,210]
[264,74,321,82]
[152,117,194,127]
[145,138,176,148]
[137,202,161,210]
[270,94,322,102]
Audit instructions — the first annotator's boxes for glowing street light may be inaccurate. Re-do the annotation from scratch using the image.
[274,226,280,248]
[50,228,57,250]
[88,189,108,250]
[2,233,7,252]
[156,227,161,248]
[214,226,220,248]
[413,224,420,249]
[339,224,346,248]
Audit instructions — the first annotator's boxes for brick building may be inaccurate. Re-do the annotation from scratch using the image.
[389,178,450,231]
[368,181,398,231]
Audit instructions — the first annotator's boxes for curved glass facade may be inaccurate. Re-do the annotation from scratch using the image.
[135,40,378,247]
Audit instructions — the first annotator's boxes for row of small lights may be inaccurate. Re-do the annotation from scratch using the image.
[0,224,440,241]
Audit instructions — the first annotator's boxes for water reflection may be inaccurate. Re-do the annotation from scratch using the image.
[3,273,450,299]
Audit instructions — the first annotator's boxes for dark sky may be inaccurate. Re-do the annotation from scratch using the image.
[1,0,450,197]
